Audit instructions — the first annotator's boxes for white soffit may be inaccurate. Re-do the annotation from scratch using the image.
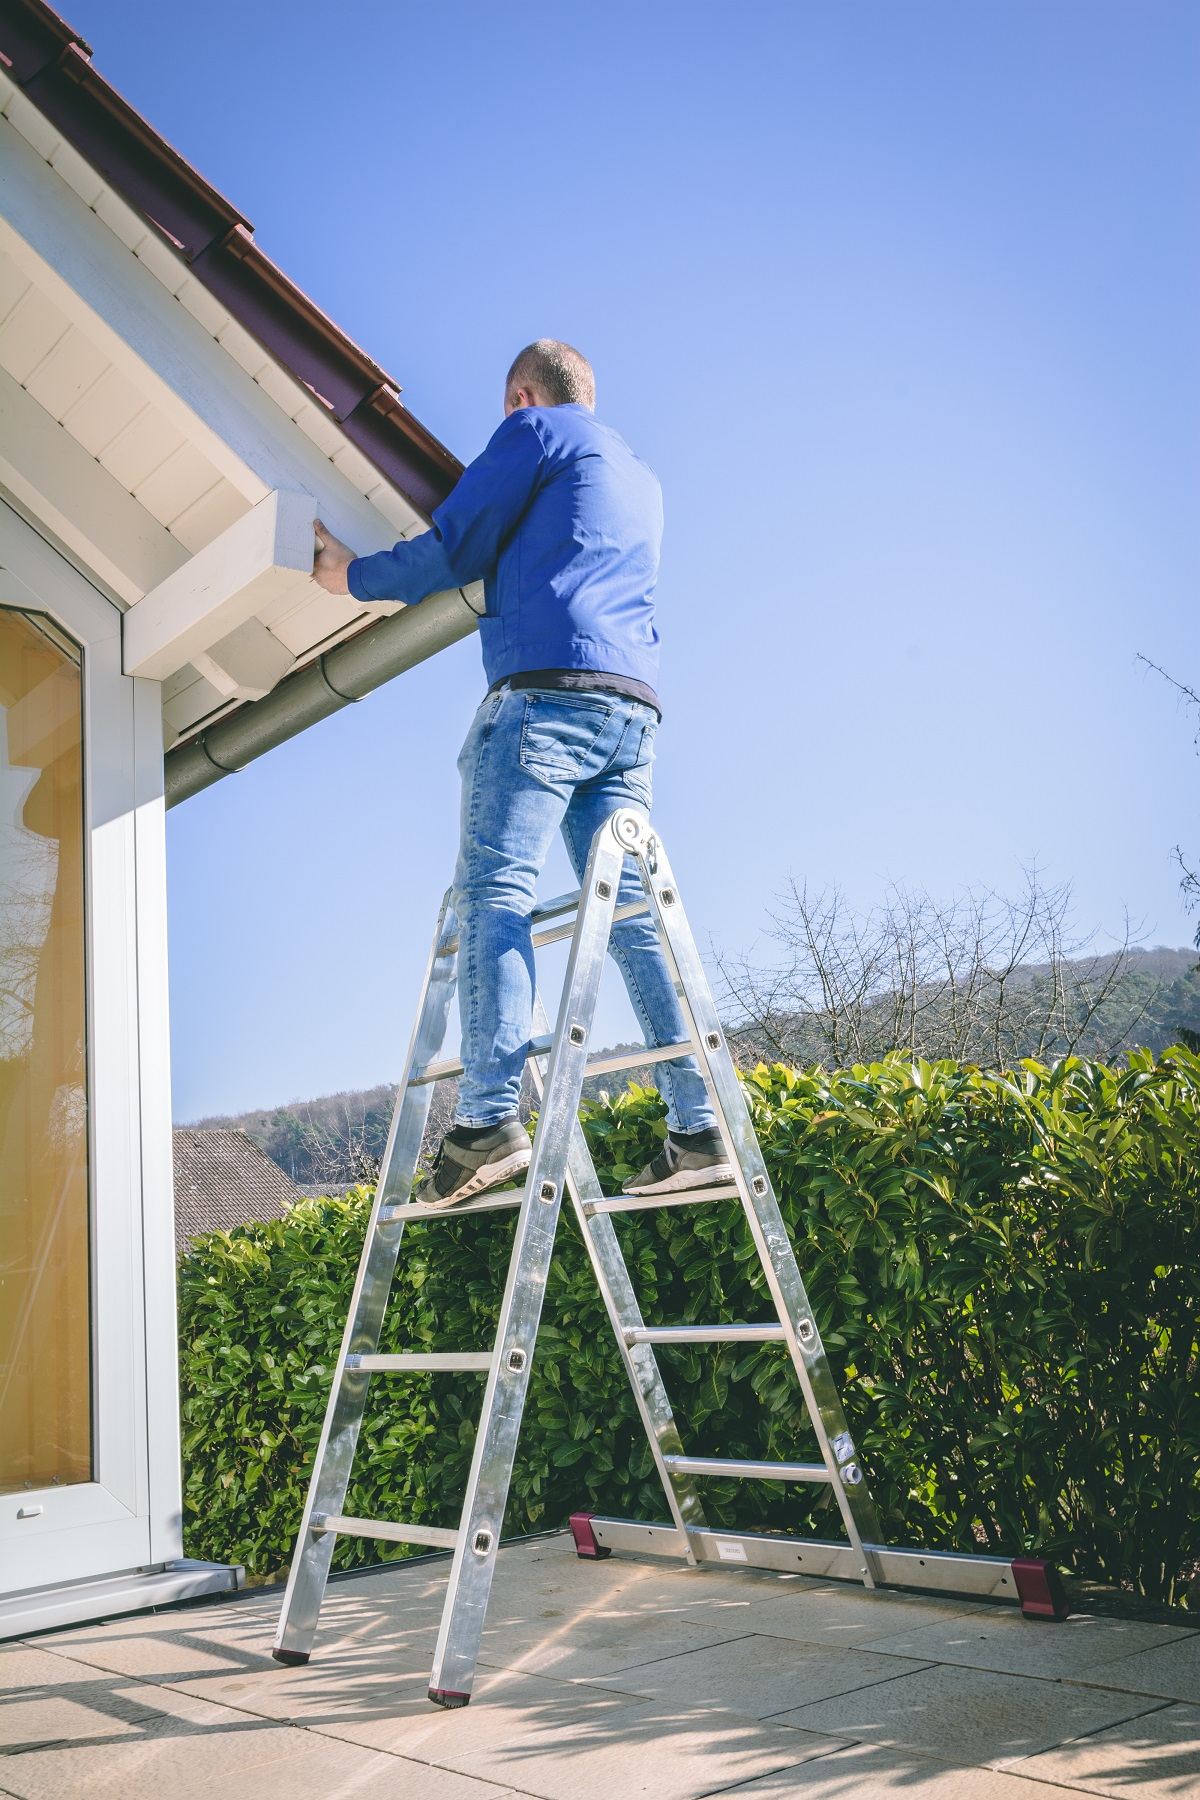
[0,71,438,747]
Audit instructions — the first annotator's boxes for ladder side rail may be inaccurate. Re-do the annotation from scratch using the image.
[427,833,624,1703]
[629,823,884,1582]
[528,995,709,1561]
[274,893,460,1658]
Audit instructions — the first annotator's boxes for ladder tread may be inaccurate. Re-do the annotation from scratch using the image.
[347,1352,494,1373]
[378,1189,527,1221]
[584,1182,740,1215]
[276,816,880,1700]
[436,893,650,957]
[663,1454,832,1483]
[411,1033,692,1089]
[625,1322,787,1344]
[314,1515,460,1549]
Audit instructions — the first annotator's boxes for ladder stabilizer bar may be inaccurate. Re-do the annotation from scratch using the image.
[578,1515,1069,1615]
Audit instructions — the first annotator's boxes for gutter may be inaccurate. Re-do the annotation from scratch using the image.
[164,587,480,808]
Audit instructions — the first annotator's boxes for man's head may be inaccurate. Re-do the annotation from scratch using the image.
[504,339,595,415]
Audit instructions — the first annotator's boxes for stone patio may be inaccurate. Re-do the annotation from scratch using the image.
[3,1532,1198,1798]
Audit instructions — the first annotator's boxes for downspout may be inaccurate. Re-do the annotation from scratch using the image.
[163,586,479,808]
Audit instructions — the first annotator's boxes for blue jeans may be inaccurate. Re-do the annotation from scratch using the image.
[452,686,718,1133]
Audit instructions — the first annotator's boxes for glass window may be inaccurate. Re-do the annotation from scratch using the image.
[0,606,91,1493]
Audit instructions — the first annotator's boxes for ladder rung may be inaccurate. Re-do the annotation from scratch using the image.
[530,899,648,950]
[436,890,580,957]
[585,1039,693,1076]
[663,1455,831,1484]
[411,1032,692,1089]
[625,1323,787,1345]
[436,891,649,957]
[412,1035,553,1087]
[378,1188,527,1222]
[584,1182,740,1215]
[313,1515,459,1549]
[346,1352,495,1373]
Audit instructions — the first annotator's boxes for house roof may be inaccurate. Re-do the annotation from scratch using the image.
[0,0,463,520]
[0,0,480,767]
[172,1127,301,1253]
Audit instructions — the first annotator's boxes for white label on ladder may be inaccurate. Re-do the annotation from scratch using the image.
[715,1538,749,1562]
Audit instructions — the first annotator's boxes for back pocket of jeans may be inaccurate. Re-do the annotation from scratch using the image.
[518,693,616,783]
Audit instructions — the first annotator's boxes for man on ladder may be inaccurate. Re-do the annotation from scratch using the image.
[313,338,730,1207]
[279,348,1069,1699]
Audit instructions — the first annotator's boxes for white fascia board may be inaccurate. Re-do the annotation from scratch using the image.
[0,117,417,560]
[0,365,189,604]
[122,489,315,680]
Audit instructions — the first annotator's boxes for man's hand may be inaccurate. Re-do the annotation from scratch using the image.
[312,518,356,595]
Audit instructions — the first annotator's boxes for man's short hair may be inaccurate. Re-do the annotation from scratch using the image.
[506,339,595,409]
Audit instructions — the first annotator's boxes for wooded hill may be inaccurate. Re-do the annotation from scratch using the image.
[187,944,1200,1189]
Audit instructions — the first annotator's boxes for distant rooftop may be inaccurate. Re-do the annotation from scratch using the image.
[172,1128,300,1253]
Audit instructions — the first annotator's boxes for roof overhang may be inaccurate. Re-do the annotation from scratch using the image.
[0,0,480,791]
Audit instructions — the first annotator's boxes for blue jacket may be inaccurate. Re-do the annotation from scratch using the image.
[347,404,663,690]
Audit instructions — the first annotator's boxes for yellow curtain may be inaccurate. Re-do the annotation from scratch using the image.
[0,607,90,1493]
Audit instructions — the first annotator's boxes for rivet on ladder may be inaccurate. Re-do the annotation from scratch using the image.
[472,1529,494,1555]
[596,879,612,899]
[660,888,676,905]
[506,1348,527,1372]
[539,1181,557,1202]
[569,1024,586,1046]
[752,1175,767,1196]
[705,1032,720,1049]
[797,1319,815,1345]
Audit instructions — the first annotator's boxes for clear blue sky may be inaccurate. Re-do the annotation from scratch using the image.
[65,1,1198,1121]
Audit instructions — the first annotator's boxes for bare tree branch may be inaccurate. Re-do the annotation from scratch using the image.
[719,871,1159,1071]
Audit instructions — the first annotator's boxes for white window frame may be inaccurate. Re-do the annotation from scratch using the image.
[0,498,181,1595]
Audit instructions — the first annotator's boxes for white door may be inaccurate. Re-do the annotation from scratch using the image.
[0,500,180,1595]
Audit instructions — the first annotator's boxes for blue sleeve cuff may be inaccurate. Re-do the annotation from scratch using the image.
[346,557,370,603]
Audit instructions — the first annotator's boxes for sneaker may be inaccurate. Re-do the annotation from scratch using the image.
[414,1118,532,1209]
[621,1128,733,1196]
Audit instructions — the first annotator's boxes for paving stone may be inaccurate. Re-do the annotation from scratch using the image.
[313,1664,650,1760]
[1017,1700,1200,1797]
[2,1665,254,1758]
[590,1630,931,1716]
[320,1664,844,1800]
[773,1661,1162,1768]
[0,1721,516,1800]
[1078,1632,1200,1705]
[721,1738,1088,1796]
[475,1606,751,1681]
[43,1582,441,1690]
[0,1647,133,1695]
[860,1604,1198,1681]
[30,1623,270,1683]
[165,1639,441,1726]
[7,1539,1188,1799]
[744,1582,990,1649]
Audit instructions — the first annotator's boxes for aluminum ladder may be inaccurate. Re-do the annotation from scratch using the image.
[272,806,1063,1706]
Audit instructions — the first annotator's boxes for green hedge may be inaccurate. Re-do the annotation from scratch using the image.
[178,1049,1200,1603]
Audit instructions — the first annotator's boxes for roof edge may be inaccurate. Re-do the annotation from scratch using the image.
[0,0,464,517]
